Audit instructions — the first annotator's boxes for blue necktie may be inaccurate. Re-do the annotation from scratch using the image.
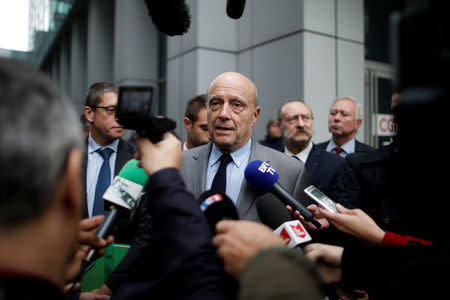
[93,148,113,216]
[211,153,233,195]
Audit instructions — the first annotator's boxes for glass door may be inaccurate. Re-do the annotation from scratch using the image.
[365,60,395,148]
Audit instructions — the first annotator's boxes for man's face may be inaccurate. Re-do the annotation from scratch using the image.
[280,101,313,150]
[207,73,260,153]
[328,98,361,140]
[186,108,211,148]
[85,91,124,145]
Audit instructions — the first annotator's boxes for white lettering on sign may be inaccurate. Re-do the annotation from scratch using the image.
[373,114,397,136]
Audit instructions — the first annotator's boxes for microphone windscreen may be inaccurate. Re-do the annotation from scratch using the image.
[144,0,191,36]
[257,196,291,230]
[244,160,279,193]
[199,190,239,234]
[103,159,149,210]
[226,0,246,19]
[118,159,149,186]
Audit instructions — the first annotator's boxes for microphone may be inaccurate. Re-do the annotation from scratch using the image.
[226,0,246,19]
[144,0,191,36]
[77,159,149,279]
[199,190,239,234]
[244,160,321,229]
[257,197,312,248]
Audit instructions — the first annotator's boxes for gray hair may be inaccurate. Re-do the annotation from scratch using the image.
[0,58,83,228]
[332,96,363,120]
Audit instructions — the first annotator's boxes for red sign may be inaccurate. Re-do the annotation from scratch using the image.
[279,228,291,245]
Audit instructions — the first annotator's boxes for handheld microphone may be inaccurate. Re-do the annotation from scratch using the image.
[199,190,239,234]
[144,0,191,36]
[245,160,321,229]
[257,197,312,248]
[77,159,149,280]
[226,0,246,19]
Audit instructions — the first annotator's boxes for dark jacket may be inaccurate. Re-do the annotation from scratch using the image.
[112,168,237,300]
[316,139,375,154]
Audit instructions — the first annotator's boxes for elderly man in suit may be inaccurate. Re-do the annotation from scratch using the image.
[277,100,343,196]
[317,96,374,157]
[180,72,309,222]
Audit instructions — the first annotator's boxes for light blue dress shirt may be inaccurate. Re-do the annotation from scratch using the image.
[206,139,252,204]
[86,134,119,217]
[325,138,356,158]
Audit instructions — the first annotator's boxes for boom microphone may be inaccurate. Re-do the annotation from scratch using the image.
[144,0,191,36]
[199,190,239,234]
[226,0,246,19]
[77,159,149,279]
[245,160,321,229]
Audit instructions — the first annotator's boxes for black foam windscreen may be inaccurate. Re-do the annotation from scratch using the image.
[144,0,191,36]
[199,190,239,234]
[257,196,291,230]
[226,0,246,19]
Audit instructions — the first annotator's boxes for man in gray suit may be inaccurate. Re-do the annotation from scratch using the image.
[180,72,309,222]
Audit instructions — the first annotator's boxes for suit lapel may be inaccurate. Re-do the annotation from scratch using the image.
[235,140,260,218]
[115,139,132,176]
[191,143,211,197]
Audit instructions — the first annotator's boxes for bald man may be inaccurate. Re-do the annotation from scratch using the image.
[180,72,310,222]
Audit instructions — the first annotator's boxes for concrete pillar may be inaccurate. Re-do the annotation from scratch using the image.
[87,0,114,85]
[71,15,87,112]
[59,37,71,101]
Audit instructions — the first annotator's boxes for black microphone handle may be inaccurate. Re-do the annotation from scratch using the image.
[270,184,321,229]
[75,208,120,282]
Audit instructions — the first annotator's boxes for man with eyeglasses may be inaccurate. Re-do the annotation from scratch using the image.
[277,100,343,197]
[83,82,135,242]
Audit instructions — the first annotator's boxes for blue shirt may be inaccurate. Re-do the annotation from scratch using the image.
[206,139,252,204]
[325,138,356,158]
[86,134,119,217]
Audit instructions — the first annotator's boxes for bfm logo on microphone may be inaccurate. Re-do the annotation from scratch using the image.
[257,161,276,175]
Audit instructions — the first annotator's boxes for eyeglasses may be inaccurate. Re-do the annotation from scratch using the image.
[91,106,117,115]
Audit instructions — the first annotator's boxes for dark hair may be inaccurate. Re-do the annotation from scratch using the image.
[84,82,118,107]
[184,94,207,123]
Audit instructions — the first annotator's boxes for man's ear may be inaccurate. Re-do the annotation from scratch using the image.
[355,119,362,130]
[61,149,83,217]
[183,117,192,132]
[84,106,94,123]
[251,107,261,127]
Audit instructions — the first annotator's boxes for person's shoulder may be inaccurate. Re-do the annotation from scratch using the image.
[182,142,211,160]
[254,142,303,169]
[118,138,135,154]
[315,141,329,150]
[355,140,376,153]
[313,145,344,162]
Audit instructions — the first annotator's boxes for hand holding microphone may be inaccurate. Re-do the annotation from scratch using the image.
[244,160,321,228]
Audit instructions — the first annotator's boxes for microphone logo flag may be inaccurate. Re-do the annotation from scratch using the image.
[257,161,276,175]
[279,228,292,245]
[291,222,306,238]
[103,176,145,210]
[200,194,223,211]
[274,220,312,248]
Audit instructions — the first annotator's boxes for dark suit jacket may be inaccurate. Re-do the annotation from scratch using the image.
[179,139,310,222]
[316,139,375,154]
[278,144,344,196]
[82,138,135,243]
[111,168,237,300]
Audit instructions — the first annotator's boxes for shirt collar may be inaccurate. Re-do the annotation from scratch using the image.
[209,138,253,168]
[327,138,355,154]
[284,142,313,163]
[88,133,119,154]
